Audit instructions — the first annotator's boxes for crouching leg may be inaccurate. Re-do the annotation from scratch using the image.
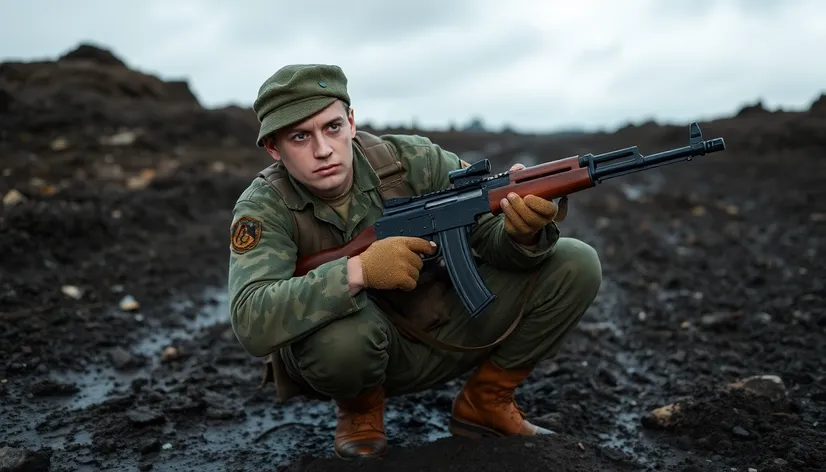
[282,302,392,458]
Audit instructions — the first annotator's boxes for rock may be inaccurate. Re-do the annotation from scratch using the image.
[161,346,180,362]
[99,130,139,146]
[119,295,140,311]
[641,402,682,429]
[110,346,135,369]
[126,407,165,426]
[0,446,51,471]
[138,438,161,454]
[2,189,26,206]
[50,138,69,151]
[28,379,79,397]
[534,412,565,432]
[125,169,156,190]
[727,375,787,402]
[60,285,83,300]
[699,311,743,330]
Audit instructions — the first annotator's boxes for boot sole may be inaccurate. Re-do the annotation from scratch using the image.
[334,440,388,459]
[334,449,386,460]
[448,418,505,438]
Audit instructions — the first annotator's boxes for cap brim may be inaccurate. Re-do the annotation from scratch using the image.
[256,96,337,146]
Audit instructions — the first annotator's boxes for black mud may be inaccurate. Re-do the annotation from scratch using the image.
[2,44,824,472]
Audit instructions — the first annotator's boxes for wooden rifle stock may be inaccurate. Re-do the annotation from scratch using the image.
[294,226,377,276]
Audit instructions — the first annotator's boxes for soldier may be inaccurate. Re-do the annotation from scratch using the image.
[228,64,603,459]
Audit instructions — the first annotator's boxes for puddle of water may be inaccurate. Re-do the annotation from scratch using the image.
[1,288,231,455]
[574,277,677,467]
[48,366,136,410]
[386,401,451,443]
[133,287,229,359]
[38,426,93,449]
[138,395,451,471]
[190,400,336,467]
[0,287,239,468]
[42,287,230,411]
[2,407,95,451]
[598,411,639,453]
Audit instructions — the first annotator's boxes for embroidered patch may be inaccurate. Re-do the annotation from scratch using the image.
[230,216,262,254]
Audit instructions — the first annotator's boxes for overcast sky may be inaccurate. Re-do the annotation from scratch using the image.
[2,0,825,133]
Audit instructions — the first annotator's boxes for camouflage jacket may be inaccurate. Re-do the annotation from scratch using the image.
[227,134,560,358]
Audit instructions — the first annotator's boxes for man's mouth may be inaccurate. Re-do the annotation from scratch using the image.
[314,164,339,173]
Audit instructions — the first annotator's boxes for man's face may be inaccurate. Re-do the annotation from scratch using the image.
[264,100,357,199]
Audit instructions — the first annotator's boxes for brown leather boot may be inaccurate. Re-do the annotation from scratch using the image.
[449,360,554,438]
[333,385,387,458]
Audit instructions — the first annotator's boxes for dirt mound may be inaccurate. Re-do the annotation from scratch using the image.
[58,43,128,67]
[1,43,825,472]
[809,93,826,117]
[287,435,636,472]
[642,376,826,471]
[0,43,258,151]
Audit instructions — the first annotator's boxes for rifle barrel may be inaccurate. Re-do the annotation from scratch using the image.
[588,123,726,183]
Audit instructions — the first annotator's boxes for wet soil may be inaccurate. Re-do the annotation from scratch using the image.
[2,45,825,472]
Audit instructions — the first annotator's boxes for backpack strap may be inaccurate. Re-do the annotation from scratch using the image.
[353,130,413,200]
[256,163,342,258]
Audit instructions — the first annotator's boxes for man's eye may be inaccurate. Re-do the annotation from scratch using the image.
[291,133,307,141]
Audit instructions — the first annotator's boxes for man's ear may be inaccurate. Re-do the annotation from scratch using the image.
[263,136,281,161]
[347,106,357,138]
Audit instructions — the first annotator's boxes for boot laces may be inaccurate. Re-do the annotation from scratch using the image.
[492,388,526,420]
[350,414,377,427]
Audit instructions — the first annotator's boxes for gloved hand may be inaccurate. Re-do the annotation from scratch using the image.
[501,163,563,245]
[501,193,558,243]
[359,237,437,291]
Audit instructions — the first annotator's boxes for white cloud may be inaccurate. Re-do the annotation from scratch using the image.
[1,0,824,132]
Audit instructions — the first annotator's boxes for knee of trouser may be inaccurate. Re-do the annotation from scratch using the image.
[544,237,603,303]
[291,313,389,388]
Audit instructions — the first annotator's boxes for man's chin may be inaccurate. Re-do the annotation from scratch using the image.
[310,176,349,197]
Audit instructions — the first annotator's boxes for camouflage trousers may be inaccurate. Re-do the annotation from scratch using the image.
[281,237,602,399]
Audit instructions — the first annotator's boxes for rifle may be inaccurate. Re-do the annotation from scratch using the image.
[295,122,726,318]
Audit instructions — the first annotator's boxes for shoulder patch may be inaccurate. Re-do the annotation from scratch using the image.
[230,216,263,254]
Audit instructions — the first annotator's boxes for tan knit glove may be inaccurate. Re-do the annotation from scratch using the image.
[501,163,567,246]
[359,237,437,291]
[501,193,559,244]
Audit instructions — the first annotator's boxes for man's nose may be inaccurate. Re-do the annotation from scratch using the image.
[313,135,333,158]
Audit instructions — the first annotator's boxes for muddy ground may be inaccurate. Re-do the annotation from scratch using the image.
[1,45,825,472]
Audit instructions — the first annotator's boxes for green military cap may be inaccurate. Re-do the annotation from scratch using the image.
[253,64,350,146]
